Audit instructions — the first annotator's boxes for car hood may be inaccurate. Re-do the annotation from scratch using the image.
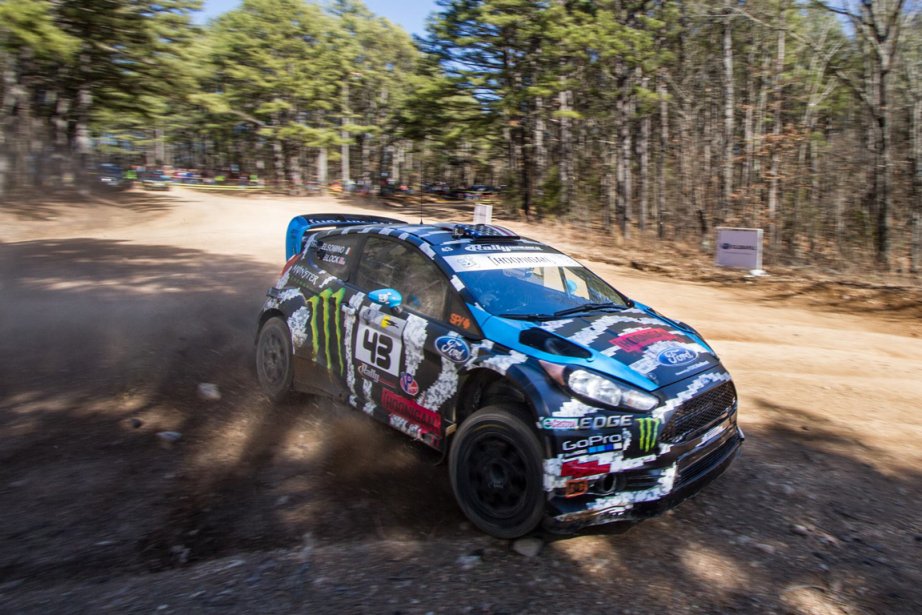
[527,306,719,389]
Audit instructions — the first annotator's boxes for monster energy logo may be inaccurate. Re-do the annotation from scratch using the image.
[636,417,662,453]
[306,287,346,373]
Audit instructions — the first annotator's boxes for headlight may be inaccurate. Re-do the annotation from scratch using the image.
[540,360,658,412]
[567,369,658,411]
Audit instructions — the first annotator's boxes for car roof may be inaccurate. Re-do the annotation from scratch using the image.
[319,222,550,254]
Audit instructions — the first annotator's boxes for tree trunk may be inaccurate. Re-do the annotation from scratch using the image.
[518,122,532,218]
[74,82,93,190]
[766,9,786,254]
[911,97,921,273]
[753,54,770,226]
[701,102,713,240]
[534,96,546,208]
[657,77,668,239]
[742,34,757,198]
[318,147,328,186]
[875,69,892,268]
[51,91,70,189]
[617,87,633,239]
[341,80,351,184]
[604,132,616,231]
[0,53,17,197]
[679,110,695,239]
[721,2,735,224]
[639,78,650,234]
[558,87,574,214]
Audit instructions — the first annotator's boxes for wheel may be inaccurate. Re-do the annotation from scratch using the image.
[449,405,545,539]
[256,317,294,403]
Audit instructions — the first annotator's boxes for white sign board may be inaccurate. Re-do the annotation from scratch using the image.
[715,227,763,270]
[473,204,493,225]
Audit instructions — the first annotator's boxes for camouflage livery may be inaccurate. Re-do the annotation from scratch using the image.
[257,214,743,536]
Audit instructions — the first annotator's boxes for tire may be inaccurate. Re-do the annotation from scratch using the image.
[449,405,545,539]
[256,317,294,403]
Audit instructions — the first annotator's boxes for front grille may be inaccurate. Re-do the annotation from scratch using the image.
[623,469,664,491]
[676,435,739,488]
[662,381,737,443]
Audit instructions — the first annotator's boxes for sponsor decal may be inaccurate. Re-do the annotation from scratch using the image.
[561,458,610,479]
[610,328,680,353]
[306,286,346,373]
[357,363,397,389]
[356,323,403,376]
[721,242,755,250]
[543,414,633,431]
[382,388,442,431]
[636,417,661,453]
[541,417,580,430]
[435,335,471,363]
[700,421,727,443]
[561,433,624,454]
[360,307,407,335]
[443,252,580,272]
[463,244,543,252]
[321,253,346,266]
[657,346,699,367]
[400,372,419,396]
[674,360,708,376]
[449,312,472,330]
[320,242,351,255]
[290,264,320,286]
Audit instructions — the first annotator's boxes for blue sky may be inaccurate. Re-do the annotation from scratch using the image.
[196,1,438,36]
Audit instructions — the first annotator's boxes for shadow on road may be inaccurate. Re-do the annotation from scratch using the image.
[0,237,461,585]
[2,189,182,222]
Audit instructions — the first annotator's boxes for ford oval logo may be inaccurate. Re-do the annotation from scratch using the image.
[657,346,699,367]
[435,335,471,363]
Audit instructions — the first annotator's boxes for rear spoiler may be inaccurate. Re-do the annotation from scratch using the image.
[285,213,405,259]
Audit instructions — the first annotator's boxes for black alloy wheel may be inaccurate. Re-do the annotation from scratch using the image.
[256,317,294,403]
[449,405,545,539]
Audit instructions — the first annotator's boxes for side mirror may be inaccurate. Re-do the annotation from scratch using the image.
[368,288,403,309]
[565,279,578,295]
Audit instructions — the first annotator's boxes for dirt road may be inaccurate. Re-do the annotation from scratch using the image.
[1,188,921,614]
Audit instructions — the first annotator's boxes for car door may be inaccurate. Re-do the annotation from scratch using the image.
[292,233,364,398]
[350,236,476,449]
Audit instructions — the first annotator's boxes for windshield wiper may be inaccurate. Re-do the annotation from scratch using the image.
[499,302,625,321]
[499,312,556,321]
[551,302,626,318]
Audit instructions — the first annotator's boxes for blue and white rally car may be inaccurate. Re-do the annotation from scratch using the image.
[256,214,743,538]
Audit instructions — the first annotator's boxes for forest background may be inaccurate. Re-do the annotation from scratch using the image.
[2,0,921,273]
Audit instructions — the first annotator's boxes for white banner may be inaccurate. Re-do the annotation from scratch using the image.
[715,227,763,270]
[444,252,580,272]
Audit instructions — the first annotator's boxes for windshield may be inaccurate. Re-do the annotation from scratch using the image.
[455,260,630,318]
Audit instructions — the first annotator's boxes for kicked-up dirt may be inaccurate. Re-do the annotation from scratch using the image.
[1,188,921,614]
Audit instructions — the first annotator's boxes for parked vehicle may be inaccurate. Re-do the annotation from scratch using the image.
[96,163,131,191]
[140,171,171,191]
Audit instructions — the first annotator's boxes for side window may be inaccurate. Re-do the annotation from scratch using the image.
[561,268,591,299]
[447,292,481,337]
[310,234,362,280]
[355,237,448,321]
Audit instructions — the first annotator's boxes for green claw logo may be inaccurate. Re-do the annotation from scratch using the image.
[636,417,661,453]
[306,287,346,373]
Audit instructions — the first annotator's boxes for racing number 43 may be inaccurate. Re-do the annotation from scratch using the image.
[355,323,402,376]
[363,328,393,371]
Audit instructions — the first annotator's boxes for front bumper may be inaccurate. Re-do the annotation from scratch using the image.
[544,423,743,532]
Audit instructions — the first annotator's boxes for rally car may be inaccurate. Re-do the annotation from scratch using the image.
[255,214,743,538]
